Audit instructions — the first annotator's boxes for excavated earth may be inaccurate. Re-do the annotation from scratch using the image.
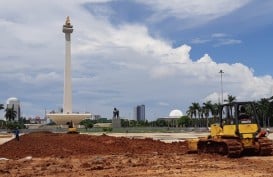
[0,132,273,177]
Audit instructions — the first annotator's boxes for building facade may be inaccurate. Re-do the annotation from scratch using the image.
[6,97,21,121]
[157,109,183,127]
[135,105,145,121]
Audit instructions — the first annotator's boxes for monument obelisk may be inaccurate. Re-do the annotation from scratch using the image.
[63,16,73,114]
[47,17,91,125]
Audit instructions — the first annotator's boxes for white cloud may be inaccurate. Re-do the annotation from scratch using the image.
[158,102,170,106]
[203,92,221,104]
[211,33,228,38]
[140,0,251,28]
[191,33,242,47]
[150,66,176,79]
[142,0,250,17]
[191,38,210,44]
[197,54,214,63]
[214,39,242,46]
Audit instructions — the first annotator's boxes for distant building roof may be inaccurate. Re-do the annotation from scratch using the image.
[6,97,20,104]
[169,109,183,118]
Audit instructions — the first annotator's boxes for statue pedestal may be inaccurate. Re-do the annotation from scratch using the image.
[112,118,121,128]
[47,113,91,125]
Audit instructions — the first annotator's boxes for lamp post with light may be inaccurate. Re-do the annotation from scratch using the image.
[219,70,224,104]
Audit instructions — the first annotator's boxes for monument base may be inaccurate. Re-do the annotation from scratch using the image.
[112,118,121,128]
[47,113,91,125]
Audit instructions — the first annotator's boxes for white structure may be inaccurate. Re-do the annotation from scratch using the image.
[157,109,183,127]
[6,97,21,121]
[47,17,91,125]
[63,16,73,114]
[169,109,183,118]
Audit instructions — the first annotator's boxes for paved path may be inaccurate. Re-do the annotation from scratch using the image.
[0,134,14,145]
[85,132,210,143]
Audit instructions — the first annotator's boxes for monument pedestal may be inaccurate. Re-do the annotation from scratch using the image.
[47,113,91,126]
[112,118,121,128]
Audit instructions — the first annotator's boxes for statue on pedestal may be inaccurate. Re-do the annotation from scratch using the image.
[113,107,120,119]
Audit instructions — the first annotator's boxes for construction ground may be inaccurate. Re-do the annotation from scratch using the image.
[0,131,273,177]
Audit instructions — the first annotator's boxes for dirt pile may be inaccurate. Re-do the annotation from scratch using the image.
[1,132,273,177]
[0,132,188,159]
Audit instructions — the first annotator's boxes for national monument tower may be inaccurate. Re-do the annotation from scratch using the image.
[47,17,91,125]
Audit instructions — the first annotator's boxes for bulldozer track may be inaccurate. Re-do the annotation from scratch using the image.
[258,138,273,156]
[223,139,242,158]
[197,139,242,158]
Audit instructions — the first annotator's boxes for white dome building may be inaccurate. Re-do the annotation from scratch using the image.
[169,109,183,118]
[157,109,183,127]
[6,97,19,104]
[6,97,21,121]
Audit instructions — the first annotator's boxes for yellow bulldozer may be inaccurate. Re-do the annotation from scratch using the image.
[187,101,273,157]
[67,120,79,134]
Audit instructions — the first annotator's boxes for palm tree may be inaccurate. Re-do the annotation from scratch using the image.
[269,101,273,126]
[5,106,17,122]
[186,105,195,127]
[0,104,4,110]
[192,102,200,119]
[211,103,220,123]
[203,101,213,127]
[224,95,236,103]
[224,95,236,118]
[0,104,4,128]
[190,102,201,127]
[187,105,194,119]
[257,98,271,127]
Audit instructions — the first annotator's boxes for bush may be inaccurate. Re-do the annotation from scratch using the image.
[102,127,112,132]
[6,121,26,130]
[80,119,94,130]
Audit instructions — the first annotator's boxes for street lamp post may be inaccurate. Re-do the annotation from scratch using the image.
[219,70,224,104]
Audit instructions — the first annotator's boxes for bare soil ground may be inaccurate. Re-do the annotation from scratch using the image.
[0,132,273,177]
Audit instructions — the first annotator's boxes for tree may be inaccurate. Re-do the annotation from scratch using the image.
[120,119,129,127]
[137,120,149,127]
[0,104,4,121]
[80,119,94,130]
[178,116,191,127]
[203,101,213,127]
[192,102,201,126]
[187,103,200,118]
[212,103,220,123]
[0,104,4,110]
[256,98,272,127]
[225,95,236,104]
[224,95,236,118]
[186,105,194,119]
[0,119,6,129]
[129,120,137,127]
[156,119,167,127]
[5,106,17,122]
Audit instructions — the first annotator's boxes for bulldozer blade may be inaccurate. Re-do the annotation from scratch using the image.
[187,138,199,153]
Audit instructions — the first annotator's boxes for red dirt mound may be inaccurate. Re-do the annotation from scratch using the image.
[0,132,188,159]
[1,132,273,177]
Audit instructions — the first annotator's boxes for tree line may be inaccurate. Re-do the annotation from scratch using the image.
[184,95,273,128]
[0,103,27,129]
[1,94,273,129]
[118,95,273,128]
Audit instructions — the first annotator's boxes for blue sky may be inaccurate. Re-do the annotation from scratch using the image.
[1,0,273,120]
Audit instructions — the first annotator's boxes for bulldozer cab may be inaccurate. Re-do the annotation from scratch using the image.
[219,102,260,136]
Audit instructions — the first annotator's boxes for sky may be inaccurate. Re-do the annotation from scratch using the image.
[1,0,273,120]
